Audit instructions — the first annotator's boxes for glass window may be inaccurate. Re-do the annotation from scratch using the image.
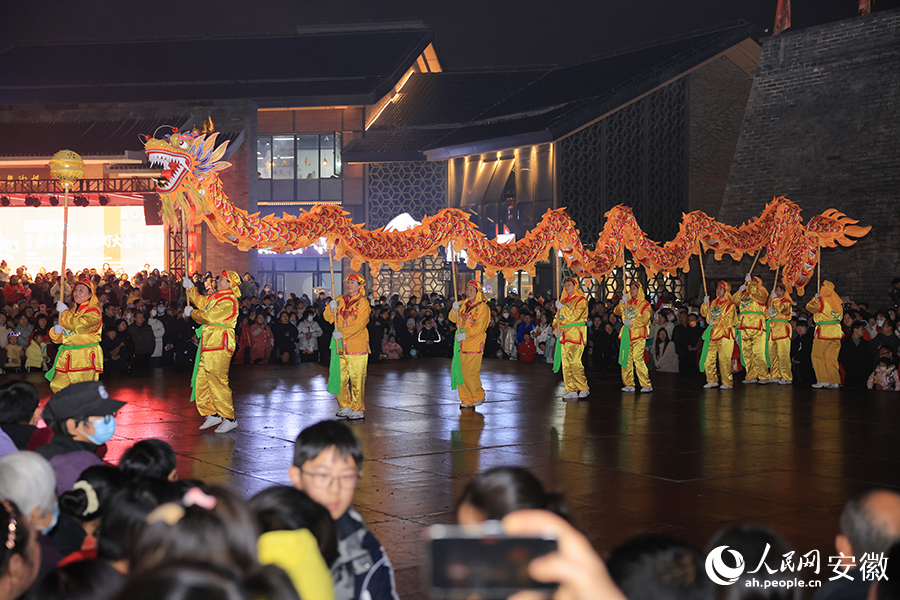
[320,134,335,179]
[257,137,272,179]
[272,136,295,180]
[296,135,319,180]
[335,132,342,177]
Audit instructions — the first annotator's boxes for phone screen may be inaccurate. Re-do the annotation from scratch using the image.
[426,524,558,599]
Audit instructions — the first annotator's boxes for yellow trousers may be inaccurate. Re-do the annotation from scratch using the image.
[621,338,651,387]
[561,344,588,393]
[458,352,485,406]
[50,369,100,394]
[50,347,103,394]
[812,338,840,385]
[337,354,367,412]
[705,337,735,385]
[740,329,769,380]
[769,337,791,382]
[196,349,235,420]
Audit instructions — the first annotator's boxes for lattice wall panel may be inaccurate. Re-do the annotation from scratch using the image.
[367,161,447,230]
[371,254,448,299]
[558,79,687,247]
[562,257,685,301]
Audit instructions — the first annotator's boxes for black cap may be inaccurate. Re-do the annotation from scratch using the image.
[44,381,126,423]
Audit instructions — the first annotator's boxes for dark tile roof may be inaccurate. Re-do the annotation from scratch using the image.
[0,24,433,105]
[0,117,242,158]
[344,21,760,161]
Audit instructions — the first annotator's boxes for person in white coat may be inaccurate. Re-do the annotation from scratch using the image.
[148,310,166,368]
[296,309,323,362]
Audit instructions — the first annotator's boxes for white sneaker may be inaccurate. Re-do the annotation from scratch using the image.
[811,382,828,389]
[459,403,475,410]
[743,378,757,384]
[199,415,223,430]
[472,398,485,406]
[578,389,590,398]
[562,391,579,400]
[214,418,238,434]
[758,378,772,385]
[621,386,635,392]
[827,383,841,389]
[640,386,653,393]
[336,407,352,417]
[778,379,792,385]
[703,382,719,389]
[720,384,734,390]
[345,410,365,420]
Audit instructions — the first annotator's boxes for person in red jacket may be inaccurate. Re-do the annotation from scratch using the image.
[517,331,536,362]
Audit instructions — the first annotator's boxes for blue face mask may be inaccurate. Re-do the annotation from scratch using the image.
[35,503,59,534]
[410,349,417,357]
[87,415,116,445]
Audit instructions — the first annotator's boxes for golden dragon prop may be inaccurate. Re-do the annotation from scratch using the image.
[144,126,869,295]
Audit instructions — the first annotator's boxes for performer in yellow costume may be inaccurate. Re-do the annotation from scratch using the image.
[806,280,843,389]
[614,281,652,393]
[449,280,490,408]
[766,284,793,385]
[554,277,589,400]
[47,279,103,393]
[325,273,370,419]
[734,274,770,383]
[700,281,738,389]
[183,270,240,433]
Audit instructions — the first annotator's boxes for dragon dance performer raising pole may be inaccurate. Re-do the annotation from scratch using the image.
[766,283,793,385]
[183,270,240,433]
[733,274,770,384]
[553,277,590,401]
[324,273,370,420]
[449,280,490,409]
[806,280,843,389]
[614,280,653,393]
[47,279,103,393]
[700,281,738,389]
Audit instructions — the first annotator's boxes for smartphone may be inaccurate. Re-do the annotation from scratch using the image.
[425,522,558,599]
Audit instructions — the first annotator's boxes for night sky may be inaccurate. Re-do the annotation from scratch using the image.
[2,0,899,69]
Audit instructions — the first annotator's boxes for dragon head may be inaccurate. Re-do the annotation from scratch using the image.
[144,127,231,194]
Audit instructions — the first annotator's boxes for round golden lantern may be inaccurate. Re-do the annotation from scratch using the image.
[48,150,84,187]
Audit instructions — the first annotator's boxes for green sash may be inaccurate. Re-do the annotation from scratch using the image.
[815,320,841,327]
[327,329,344,395]
[554,322,590,373]
[190,324,229,403]
[45,343,99,382]
[698,327,713,373]
[617,325,632,369]
[450,328,466,390]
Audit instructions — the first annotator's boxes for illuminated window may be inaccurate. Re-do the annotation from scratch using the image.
[256,133,344,202]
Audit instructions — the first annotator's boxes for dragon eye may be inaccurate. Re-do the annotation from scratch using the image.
[178,141,189,149]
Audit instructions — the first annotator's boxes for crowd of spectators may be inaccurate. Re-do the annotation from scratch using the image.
[1,379,899,600]
[1,260,899,391]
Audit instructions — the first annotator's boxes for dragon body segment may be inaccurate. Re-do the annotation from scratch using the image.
[144,129,869,295]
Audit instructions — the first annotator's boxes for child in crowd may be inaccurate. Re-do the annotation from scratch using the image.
[868,357,900,391]
[517,331,536,362]
[119,438,179,481]
[289,420,400,600]
[25,329,49,372]
[381,334,402,360]
[5,332,23,371]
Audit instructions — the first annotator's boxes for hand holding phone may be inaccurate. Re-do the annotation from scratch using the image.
[426,522,558,599]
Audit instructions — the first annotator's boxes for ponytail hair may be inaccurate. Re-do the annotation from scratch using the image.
[455,466,573,524]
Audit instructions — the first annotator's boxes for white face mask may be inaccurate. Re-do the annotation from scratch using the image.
[502,313,509,319]
[877,320,885,327]
[307,315,314,322]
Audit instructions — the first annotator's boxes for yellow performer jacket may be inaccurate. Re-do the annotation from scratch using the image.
[449,289,489,353]
[768,293,793,340]
[325,291,370,355]
[49,291,103,375]
[734,278,768,331]
[188,287,238,352]
[805,281,843,340]
[614,288,651,341]
[557,286,588,345]
[700,283,737,341]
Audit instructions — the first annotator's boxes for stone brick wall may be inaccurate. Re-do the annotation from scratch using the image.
[688,57,753,217]
[714,10,900,307]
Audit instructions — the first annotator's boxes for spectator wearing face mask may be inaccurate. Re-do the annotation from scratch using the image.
[36,382,126,496]
[297,309,323,362]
